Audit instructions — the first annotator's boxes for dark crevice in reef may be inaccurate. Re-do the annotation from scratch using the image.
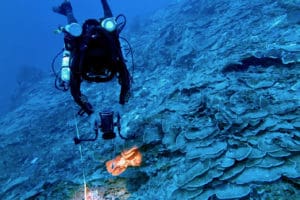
[222,56,291,73]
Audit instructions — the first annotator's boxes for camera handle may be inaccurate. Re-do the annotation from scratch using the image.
[74,111,134,145]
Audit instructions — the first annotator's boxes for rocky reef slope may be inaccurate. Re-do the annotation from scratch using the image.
[0,0,299,199]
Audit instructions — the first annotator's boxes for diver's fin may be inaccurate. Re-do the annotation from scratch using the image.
[52,0,72,16]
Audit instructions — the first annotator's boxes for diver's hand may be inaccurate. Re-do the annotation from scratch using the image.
[83,102,94,115]
[78,106,93,116]
[78,95,94,116]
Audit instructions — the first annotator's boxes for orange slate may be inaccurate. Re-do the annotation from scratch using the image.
[106,146,142,176]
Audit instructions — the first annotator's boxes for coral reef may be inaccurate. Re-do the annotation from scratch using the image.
[0,0,299,199]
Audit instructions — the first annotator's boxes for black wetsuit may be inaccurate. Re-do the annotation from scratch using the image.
[61,0,131,115]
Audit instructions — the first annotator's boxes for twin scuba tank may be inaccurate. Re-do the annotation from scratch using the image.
[61,50,71,83]
[59,22,83,87]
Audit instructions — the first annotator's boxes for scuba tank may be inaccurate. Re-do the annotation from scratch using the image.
[61,50,71,83]
[52,48,71,92]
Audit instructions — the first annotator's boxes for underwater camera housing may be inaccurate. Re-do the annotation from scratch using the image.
[74,111,121,145]
[99,111,120,140]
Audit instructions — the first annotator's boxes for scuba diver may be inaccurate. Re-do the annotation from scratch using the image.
[53,0,131,116]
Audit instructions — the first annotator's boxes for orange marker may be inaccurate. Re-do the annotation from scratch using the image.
[106,146,142,176]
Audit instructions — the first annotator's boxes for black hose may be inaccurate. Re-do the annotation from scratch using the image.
[54,70,68,92]
[120,36,135,83]
[51,48,64,77]
[116,14,126,33]
[51,48,69,92]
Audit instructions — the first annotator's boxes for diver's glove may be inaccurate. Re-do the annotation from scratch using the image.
[78,95,94,116]
[52,0,73,16]
[78,102,94,116]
